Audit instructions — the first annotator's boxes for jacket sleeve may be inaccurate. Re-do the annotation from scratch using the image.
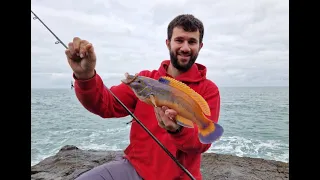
[168,81,221,154]
[73,70,138,118]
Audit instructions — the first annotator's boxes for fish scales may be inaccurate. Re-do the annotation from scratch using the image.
[139,78,206,128]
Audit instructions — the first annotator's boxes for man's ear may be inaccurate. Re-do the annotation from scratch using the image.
[166,39,170,50]
[199,42,203,51]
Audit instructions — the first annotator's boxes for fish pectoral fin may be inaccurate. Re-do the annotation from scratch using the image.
[175,115,194,128]
[149,94,157,107]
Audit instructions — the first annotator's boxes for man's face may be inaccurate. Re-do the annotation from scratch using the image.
[166,26,203,72]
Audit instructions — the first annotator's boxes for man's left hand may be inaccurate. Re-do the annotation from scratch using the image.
[154,106,180,132]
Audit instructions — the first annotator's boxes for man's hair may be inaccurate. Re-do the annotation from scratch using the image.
[167,14,204,43]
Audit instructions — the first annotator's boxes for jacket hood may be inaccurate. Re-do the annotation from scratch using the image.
[157,60,207,83]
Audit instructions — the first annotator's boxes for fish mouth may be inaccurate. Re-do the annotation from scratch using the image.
[121,72,138,85]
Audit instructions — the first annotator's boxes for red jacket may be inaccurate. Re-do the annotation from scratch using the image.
[74,60,220,180]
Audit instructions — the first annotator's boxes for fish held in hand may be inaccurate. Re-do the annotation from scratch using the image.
[121,73,224,144]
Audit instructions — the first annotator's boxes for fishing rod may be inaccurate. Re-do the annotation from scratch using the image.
[31,10,196,180]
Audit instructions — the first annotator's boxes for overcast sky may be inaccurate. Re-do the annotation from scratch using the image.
[31,0,288,88]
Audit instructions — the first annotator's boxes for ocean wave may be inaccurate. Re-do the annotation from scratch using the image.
[31,134,288,166]
[207,136,288,163]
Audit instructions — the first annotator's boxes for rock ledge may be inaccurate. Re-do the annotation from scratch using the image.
[31,145,289,180]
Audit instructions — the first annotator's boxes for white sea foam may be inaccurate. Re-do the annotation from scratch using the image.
[31,135,288,166]
[207,136,288,163]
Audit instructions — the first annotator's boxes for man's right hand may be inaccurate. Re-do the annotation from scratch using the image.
[65,37,96,80]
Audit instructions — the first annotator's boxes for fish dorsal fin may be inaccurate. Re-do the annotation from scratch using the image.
[158,76,211,116]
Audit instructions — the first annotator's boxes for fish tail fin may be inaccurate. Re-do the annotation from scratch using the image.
[198,119,224,144]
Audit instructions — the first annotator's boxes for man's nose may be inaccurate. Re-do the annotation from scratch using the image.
[180,42,190,52]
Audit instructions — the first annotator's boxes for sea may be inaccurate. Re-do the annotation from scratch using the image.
[31,86,289,166]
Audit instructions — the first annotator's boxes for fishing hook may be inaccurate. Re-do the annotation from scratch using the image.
[31,9,196,180]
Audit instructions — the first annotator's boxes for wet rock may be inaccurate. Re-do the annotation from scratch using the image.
[31,145,288,180]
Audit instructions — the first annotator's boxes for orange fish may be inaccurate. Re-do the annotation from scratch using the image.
[121,73,224,144]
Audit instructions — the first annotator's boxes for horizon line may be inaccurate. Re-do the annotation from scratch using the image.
[31,85,289,89]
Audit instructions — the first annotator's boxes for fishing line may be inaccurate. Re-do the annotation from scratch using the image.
[31,10,196,180]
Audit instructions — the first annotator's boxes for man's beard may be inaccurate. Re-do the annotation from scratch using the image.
[169,50,198,72]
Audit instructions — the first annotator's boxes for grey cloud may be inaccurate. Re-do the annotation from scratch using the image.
[31,0,288,88]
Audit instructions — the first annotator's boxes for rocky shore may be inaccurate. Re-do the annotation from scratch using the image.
[31,145,289,180]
